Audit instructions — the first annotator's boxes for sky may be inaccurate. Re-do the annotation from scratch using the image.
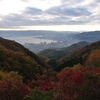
[0,0,100,31]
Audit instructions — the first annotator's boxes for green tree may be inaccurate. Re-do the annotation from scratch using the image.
[24,88,55,100]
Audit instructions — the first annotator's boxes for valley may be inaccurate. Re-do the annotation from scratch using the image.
[0,31,100,100]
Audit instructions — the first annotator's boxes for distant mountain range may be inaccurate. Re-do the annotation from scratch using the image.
[0,30,100,53]
[74,31,100,42]
[0,30,100,42]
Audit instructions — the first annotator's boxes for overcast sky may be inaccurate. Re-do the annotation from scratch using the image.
[0,0,100,31]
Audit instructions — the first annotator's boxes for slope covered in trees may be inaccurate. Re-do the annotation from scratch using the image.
[0,37,100,100]
[38,41,89,60]
[57,40,100,71]
[0,37,49,68]
[38,41,90,70]
[0,37,50,82]
[0,65,100,100]
[39,40,100,71]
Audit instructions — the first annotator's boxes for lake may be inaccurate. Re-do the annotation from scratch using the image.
[2,36,57,45]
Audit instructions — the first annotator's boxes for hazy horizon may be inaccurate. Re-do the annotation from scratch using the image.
[0,29,100,33]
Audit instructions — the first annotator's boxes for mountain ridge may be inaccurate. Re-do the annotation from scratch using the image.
[57,40,100,71]
[38,41,90,60]
[0,37,50,82]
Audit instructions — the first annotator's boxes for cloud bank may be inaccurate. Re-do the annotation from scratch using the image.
[0,0,100,30]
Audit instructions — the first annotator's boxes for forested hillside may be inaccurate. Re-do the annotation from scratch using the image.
[0,37,100,100]
[0,37,49,68]
[39,41,90,70]
[39,41,89,60]
[57,40,100,71]
[0,37,50,82]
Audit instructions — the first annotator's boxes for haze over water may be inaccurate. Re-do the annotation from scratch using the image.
[4,36,57,45]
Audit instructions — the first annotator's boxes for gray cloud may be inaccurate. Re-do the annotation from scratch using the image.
[0,0,100,28]
[0,7,43,28]
[46,6,92,17]
[23,7,43,15]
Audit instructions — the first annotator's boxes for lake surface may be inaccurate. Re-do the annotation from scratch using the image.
[2,36,57,45]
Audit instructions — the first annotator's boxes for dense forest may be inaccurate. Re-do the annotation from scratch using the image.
[0,37,100,100]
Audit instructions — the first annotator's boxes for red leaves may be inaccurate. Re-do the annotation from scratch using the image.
[0,71,31,100]
[53,66,100,100]
[39,80,54,91]
[0,66,100,100]
[71,71,86,85]
[27,66,100,100]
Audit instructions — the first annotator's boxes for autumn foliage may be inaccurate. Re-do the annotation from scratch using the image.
[0,71,31,100]
[26,66,100,100]
[86,49,100,67]
[0,38,100,100]
[0,66,100,100]
[54,66,100,100]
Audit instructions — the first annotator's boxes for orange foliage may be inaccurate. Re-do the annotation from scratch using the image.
[86,49,100,67]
